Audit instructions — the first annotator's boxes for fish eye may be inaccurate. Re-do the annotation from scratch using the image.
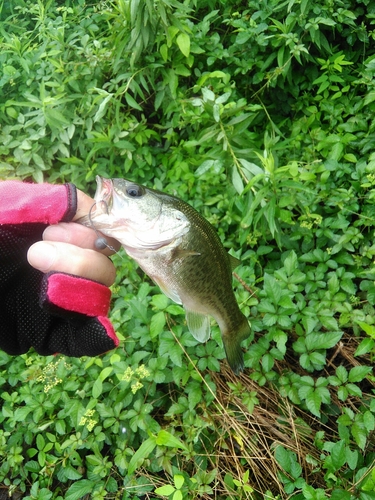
[126,184,144,198]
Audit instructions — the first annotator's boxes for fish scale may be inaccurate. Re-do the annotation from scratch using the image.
[78,176,251,374]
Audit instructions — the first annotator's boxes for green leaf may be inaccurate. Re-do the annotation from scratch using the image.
[36,434,45,451]
[284,251,298,276]
[330,489,351,500]
[275,445,291,471]
[354,338,374,357]
[99,366,113,382]
[351,423,367,450]
[263,273,282,305]
[174,474,185,489]
[92,378,103,399]
[176,33,190,57]
[330,440,346,470]
[363,411,375,432]
[305,331,342,351]
[355,321,375,338]
[348,366,372,383]
[93,94,112,122]
[65,480,96,500]
[173,490,183,500]
[155,430,188,451]
[125,92,143,111]
[59,466,83,481]
[232,165,244,194]
[127,437,157,475]
[155,484,175,496]
[150,311,166,338]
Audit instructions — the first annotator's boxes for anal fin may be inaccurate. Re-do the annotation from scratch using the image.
[185,309,211,343]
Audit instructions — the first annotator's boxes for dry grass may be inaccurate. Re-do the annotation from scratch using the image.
[194,332,374,498]
[133,331,375,499]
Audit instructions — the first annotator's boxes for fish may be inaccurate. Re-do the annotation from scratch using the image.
[78,176,250,374]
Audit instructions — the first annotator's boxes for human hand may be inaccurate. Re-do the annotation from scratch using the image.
[27,190,120,287]
[0,181,120,357]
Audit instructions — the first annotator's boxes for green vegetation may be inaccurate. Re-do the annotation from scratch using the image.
[1,0,375,498]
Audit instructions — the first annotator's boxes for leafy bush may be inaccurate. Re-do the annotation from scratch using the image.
[1,0,375,498]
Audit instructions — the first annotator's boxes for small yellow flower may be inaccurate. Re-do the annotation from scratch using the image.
[86,419,97,432]
[122,367,134,382]
[131,381,144,394]
[136,364,150,379]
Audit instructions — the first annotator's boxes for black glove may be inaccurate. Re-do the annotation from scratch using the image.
[0,181,119,356]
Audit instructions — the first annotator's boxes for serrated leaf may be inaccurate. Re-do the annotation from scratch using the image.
[336,365,348,383]
[330,440,346,470]
[263,273,282,305]
[363,411,375,432]
[355,321,375,338]
[65,480,96,500]
[275,445,291,471]
[305,331,342,351]
[60,465,83,481]
[351,423,367,450]
[349,365,372,382]
[284,251,298,276]
[330,489,351,500]
[354,338,374,357]
[305,390,322,417]
[319,314,339,330]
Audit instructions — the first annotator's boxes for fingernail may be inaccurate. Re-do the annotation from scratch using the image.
[27,242,57,272]
[43,223,70,242]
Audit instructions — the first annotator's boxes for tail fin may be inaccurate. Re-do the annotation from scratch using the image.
[222,317,251,375]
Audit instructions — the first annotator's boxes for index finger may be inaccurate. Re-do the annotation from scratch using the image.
[43,223,121,256]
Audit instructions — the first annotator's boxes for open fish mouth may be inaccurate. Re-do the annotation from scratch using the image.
[93,176,114,215]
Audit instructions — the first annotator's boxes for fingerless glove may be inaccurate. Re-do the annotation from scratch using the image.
[0,181,119,356]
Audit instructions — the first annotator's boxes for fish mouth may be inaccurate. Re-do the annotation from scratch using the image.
[94,176,114,215]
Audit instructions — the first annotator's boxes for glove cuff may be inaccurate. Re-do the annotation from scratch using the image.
[41,272,111,317]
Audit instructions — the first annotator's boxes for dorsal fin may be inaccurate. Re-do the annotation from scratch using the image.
[229,254,241,271]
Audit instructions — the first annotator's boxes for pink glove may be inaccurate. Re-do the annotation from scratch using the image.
[0,181,119,356]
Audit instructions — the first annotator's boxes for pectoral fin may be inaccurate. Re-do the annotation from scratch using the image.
[172,248,201,261]
[153,278,182,305]
[185,309,211,342]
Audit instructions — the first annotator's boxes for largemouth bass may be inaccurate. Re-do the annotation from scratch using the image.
[79,176,250,374]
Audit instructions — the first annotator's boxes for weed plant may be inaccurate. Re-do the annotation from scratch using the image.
[1,0,375,498]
